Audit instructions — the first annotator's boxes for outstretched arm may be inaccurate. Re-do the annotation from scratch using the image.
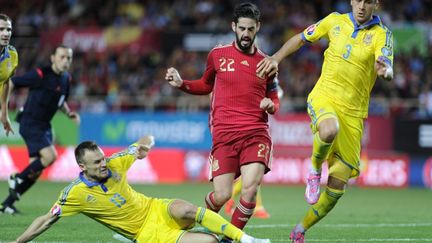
[165,67,214,95]
[0,79,14,136]
[135,135,155,159]
[15,212,60,243]
[257,33,306,77]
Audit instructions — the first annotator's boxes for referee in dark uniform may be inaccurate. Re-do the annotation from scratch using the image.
[1,45,80,214]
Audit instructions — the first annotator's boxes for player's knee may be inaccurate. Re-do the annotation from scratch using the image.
[327,176,346,191]
[182,204,199,220]
[318,122,339,143]
[41,152,57,165]
[241,184,258,201]
[213,190,231,205]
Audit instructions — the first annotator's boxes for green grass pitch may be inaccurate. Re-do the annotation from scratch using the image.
[0,181,431,242]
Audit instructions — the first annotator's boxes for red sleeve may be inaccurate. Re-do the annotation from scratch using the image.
[179,51,216,95]
[267,90,280,114]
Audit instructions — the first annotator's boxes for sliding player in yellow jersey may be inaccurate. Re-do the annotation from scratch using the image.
[257,1,393,242]
[0,13,18,136]
[13,135,270,243]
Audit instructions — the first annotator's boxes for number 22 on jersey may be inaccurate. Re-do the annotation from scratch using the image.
[219,57,235,72]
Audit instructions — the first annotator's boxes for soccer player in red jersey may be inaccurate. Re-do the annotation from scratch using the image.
[166,2,280,234]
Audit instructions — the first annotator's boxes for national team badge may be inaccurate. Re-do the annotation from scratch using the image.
[363,33,373,45]
[209,155,219,171]
[306,24,316,35]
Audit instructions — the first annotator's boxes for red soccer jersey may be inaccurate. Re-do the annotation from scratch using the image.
[181,42,279,135]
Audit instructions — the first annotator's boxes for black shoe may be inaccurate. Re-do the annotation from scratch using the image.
[219,238,233,243]
[0,205,21,215]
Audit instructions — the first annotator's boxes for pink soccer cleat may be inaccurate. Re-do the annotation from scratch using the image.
[305,171,321,205]
[290,224,305,243]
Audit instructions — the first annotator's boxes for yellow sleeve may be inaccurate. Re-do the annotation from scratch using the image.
[51,184,83,217]
[374,26,394,68]
[107,143,138,172]
[302,12,338,43]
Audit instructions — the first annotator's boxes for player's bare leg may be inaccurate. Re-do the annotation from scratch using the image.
[169,200,270,243]
[230,163,265,229]
[206,173,235,212]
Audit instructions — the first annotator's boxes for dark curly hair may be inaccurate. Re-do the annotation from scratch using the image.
[232,2,261,23]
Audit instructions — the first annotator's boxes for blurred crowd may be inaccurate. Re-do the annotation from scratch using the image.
[2,0,432,118]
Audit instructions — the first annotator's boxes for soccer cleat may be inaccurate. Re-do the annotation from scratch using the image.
[253,207,270,219]
[224,198,235,216]
[305,171,321,205]
[290,224,305,243]
[239,234,271,243]
[251,239,271,243]
[0,205,21,215]
[8,174,22,201]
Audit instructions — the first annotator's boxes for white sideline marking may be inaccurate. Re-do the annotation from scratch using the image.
[245,222,432,228]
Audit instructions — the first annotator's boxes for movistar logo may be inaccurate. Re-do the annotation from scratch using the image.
[103,121,126,141]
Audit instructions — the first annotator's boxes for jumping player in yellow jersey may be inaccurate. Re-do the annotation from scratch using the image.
[12,135,271,243]
[257,0,393,242]
[0,13,18,136]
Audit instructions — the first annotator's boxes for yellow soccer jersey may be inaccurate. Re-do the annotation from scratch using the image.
[50,144,153,240]
[302,12,394,118]
[0,45,18,85]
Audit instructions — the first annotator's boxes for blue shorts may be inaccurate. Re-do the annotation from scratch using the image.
[19,121,53,157]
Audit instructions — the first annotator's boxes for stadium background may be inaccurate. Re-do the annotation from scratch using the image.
[0,0,430,188]
[0,1,431,242]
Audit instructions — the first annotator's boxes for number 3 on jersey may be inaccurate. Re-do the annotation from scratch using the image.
[219,57,235,72]
[343,44,352,59]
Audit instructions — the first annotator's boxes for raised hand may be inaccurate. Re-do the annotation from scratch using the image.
[0,113,14,136]
[165,67,183,87]
[256,56,278,79]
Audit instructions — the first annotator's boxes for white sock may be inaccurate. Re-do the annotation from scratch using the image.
[240,233,254,243]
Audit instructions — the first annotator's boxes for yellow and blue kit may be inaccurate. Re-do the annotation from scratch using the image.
[302,12,394,118]
[0,45,18,86]
[51,144,157,241]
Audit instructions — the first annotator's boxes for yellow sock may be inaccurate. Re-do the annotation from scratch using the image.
[311,133,332,171]
[195,207,243,240]
[301,187,344,230]
[232,178,242,198]
[255,186,263,210]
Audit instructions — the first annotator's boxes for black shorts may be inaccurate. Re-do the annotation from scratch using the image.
[19,121,53,157]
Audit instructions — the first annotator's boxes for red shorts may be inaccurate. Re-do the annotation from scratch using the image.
[209,129,272,180]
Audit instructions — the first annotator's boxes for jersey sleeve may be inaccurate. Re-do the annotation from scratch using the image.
[374,27,394,68]
[11,68,42,88]
[107,143,139,172]
[51,185,83,217]
[301,13,337,43]
[180,50,216,95]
